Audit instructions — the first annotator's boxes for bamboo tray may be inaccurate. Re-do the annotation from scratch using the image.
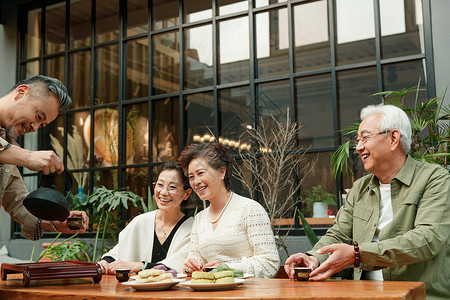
[1,260,102,287]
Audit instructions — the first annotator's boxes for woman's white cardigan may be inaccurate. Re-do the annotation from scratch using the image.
[102,210,194,273]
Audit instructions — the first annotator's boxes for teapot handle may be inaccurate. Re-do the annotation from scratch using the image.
[63,169,74,200]
[37,169,74,200]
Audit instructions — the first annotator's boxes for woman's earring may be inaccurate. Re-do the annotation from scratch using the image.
[221,177,224,180]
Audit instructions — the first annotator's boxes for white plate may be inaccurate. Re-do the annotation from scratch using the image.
[122,278,185,291]
[131,273,187,280]
[238,273,254,279]
[179,278,246,291]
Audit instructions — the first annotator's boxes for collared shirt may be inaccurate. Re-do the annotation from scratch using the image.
[308,155,450,300]
[0,127,36,239]
[0,128,10,151]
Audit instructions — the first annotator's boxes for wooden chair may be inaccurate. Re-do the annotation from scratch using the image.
[275,265,289,278]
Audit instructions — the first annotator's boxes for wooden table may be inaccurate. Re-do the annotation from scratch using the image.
[0,273,426,299]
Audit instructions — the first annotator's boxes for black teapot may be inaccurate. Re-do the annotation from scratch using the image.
[23,169,73,221]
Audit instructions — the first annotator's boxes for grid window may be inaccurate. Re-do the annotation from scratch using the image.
[16,0,432,237]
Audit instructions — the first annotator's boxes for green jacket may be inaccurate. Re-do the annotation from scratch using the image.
[308,155,450,300]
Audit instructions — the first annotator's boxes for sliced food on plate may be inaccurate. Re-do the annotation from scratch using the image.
[136,268,172,283]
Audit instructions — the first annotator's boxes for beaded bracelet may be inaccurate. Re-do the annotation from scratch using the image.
[34,218,43,240]
[353,241,360,268]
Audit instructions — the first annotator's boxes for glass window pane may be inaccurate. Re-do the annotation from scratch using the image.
[71,172,90,195]
[93,108,119,167]
[255,0,287,8]
[45,3,65,54]
[299,152,337,217]
[256,8,289,78]
[25,61,40,77]
[125,102,149,164]
[380,0,424,59]
[335,0,376,66]
[218,86,252,155]
[294,0,330,72]
[185,92,214,145]
[67,111,91,172]
[152,97,180,162]
[63,112,91,191]
[184,0,212,23]
[127,0,148,37]
[382,60,427,107]
[94,170,118,190]
[26,8,42,59]
[257,80,291,124]
[96,0,119,43]
[125,167,149,218]
[126,38,149,99]
[218,0,248,16]
[152,0,179,30]
[44,115,64,161]
[295,75,334,148]
[337,67,379,137]
[218,17,249,84]
[95,44,119,104]
[70,0,92,48]
[184,25,213,90]
[69,50,91,108]
[44,56,65,83]
[152,31,180,95]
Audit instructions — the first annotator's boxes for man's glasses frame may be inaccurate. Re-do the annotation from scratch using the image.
[354,130,391,145]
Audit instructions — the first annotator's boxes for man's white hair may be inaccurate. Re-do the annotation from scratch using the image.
[360,104,412,154]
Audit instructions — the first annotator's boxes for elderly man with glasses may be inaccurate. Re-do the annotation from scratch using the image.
[285,104,449,300]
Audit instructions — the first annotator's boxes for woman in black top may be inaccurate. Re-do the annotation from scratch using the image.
[97,160,193,275]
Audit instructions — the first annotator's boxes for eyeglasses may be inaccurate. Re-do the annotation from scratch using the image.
[152,182,183,194]
[354,130,391,145]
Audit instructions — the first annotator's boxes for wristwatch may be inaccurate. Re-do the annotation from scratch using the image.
[0,136,11,151]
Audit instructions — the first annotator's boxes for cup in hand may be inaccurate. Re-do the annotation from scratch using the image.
[294,267,311,281]
[67,217,83,230]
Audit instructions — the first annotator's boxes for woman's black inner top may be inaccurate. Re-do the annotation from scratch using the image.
[151,214,188,263]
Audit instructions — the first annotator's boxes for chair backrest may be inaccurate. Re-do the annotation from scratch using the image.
[275,265,289,278]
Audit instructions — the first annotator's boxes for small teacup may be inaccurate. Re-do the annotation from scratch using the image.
[67,217,83,230]
[294,267,311,281]
[115,269,130,282]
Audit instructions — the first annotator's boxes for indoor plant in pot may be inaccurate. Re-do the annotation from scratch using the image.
[73,186,151,262]
[299,185,337,218]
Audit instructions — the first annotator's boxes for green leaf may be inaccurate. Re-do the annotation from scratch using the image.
[297,209,319,246]
[331,141,351,179]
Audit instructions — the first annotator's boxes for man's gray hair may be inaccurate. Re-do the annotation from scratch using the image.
[360,104,412,154]
[11,75,72,114]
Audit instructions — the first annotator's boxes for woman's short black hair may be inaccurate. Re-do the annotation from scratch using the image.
[158,160,191,190]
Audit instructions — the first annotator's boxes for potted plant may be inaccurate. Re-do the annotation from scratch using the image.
[73,186,151,262]
[35,233,91,262]
[299,185,337,218]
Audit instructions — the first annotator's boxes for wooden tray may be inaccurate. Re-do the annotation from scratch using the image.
[1,260,102,287]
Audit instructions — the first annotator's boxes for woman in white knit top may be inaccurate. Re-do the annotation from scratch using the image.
[180,142,280,278]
